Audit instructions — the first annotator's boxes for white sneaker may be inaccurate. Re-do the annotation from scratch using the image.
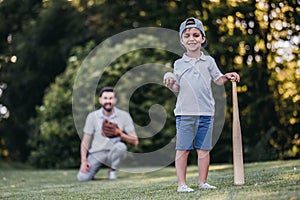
[177,185,194,192]
[108,171,117,180]
[198,183,216,189]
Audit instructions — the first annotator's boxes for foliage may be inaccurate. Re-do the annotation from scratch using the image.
[0,160,299,200]
[0,0,299,167]
[201,0,300,162]
[28,33,178,167]
[0,0,89,160]
[27,42,95,168]
[262,0,300,159]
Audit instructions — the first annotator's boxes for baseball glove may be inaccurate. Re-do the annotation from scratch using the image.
[102,119,122,138]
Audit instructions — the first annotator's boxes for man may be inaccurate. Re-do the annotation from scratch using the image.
[77,87,139,181]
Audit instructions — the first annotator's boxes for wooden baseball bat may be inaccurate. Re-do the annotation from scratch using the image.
[232,81,245,185]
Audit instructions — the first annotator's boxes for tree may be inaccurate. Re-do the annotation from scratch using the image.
[260,0,300,159]
[0,0,43,160]
[209,0,299,161]
[0,0,89,161]
[29,33,179,168]
[28,41,96,168]
[1,0,299,166]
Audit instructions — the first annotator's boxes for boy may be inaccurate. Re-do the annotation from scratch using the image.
[163,17,240,192]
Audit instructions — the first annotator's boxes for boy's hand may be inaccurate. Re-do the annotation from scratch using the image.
[163,77,176,87]
[163,77,179,92]
[163,72,179,92]
[225,72,240,82]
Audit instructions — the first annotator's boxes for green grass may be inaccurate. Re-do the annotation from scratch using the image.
[0,160,299,200]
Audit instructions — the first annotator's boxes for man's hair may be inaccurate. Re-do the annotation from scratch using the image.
[99,86,117,98]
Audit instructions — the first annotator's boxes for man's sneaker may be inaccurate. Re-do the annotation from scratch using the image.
[198,183,216,189]
[108,171,117,180]
[177,185,194,192]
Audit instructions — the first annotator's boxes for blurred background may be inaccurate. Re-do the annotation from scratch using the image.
[0,0,299,169]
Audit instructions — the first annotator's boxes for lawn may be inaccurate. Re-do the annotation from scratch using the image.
[0,160,299,200]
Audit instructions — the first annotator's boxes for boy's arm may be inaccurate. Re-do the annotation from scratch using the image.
[163,72,179,92]
[215,72,240,85]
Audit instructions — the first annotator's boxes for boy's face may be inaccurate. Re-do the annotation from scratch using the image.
[99,91,117,112]
[181,28,206,52]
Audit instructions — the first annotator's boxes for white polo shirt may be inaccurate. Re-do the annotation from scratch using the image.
[83,107,135,153]
[172,53,223,116]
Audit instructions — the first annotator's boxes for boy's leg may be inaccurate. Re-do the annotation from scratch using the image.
[194,116,214,185]
[196,149,210,185]
[175,116,195,187]
[175,150,190,186]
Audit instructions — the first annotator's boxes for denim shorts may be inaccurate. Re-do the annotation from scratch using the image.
[175,116,214,151]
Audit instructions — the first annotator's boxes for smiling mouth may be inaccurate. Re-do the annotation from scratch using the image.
[105,103,112,107]
[104,103,112,111]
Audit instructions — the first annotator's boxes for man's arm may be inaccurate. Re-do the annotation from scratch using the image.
[120,131,139,147]
[79,134,92,173]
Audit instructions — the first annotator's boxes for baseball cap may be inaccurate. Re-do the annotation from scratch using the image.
[179,17,207,48]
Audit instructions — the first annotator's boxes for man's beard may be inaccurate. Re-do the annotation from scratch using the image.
[103,103,113,112]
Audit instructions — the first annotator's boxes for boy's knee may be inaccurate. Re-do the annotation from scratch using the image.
[197,149,210,159]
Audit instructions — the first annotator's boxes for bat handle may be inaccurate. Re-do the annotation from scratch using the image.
[231,81,237,96]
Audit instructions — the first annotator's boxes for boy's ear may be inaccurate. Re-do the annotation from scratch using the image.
[180,38,187,49]
[201,37,206,45]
